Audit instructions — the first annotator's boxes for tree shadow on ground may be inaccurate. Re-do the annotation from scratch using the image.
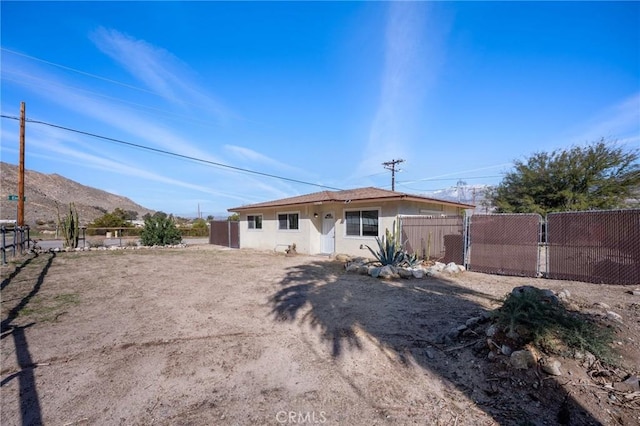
[270,259,602,425]
[1,252,56,426]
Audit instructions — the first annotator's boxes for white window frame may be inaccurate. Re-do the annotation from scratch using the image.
[247,214,263,231]
[344,207,380,238]
[277,211,300,231]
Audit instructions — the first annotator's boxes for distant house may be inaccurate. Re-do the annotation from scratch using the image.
[227,187,474,256]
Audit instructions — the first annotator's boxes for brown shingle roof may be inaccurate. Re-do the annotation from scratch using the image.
[228,187,474,211]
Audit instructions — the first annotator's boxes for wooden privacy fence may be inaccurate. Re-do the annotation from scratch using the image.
[209,220,239,248]
[400,216,464,264]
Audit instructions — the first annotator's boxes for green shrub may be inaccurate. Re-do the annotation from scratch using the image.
[140,215,182,246]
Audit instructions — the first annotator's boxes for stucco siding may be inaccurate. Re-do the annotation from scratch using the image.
[239,206,319,254]
[236,198,467,256]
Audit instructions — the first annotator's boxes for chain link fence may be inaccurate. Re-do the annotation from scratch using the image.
[400,210,638,284]
[467,214,542,277]
[547,210,640,284]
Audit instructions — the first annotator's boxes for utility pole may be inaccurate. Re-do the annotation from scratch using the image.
[18,101,26,227]
[382,159,404,191]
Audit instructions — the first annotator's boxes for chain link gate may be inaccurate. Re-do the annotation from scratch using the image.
[466,214,543,277]
[547,209,640,284]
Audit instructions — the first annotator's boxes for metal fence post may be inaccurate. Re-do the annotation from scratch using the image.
[463,213,471,269]
[1,226,6,265]
[12,227,17,257]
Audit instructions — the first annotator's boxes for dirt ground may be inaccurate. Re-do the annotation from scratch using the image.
[1,245,639,426]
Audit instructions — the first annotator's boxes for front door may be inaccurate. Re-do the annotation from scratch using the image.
[321,213,335,254]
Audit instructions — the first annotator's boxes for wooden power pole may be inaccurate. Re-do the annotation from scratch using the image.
[18,101,26,226]
[382,159,404,191]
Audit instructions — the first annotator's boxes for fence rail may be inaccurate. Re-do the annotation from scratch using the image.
[1,225,32,264]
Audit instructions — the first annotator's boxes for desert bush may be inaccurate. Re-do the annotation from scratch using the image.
[493,288,616,364]
[140,215,182,246]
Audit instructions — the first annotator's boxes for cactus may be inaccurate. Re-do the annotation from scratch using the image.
[57,202,80,248]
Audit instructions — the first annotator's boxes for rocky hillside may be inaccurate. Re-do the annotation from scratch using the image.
[0,162,154,226]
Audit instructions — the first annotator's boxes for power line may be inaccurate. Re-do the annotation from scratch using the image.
[1,71,218,128]
[397,175,504,183]
[1,47,165,99]
[0,114,343,191]
[1,48,219,112]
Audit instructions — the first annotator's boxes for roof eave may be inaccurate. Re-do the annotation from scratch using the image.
[228,195,474,212]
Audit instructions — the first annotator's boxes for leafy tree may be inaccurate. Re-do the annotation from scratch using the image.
[490,139,639,214]
[206,215,214,221]
[191,218,209,236]
[124,210,138,220]
[228,213,239,221]
[142,212,167,221]
[89,208,132,229]
[140,214,182,246]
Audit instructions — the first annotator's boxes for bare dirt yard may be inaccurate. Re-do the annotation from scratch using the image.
[2,246,639,425]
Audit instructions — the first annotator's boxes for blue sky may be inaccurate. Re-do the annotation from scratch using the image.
[1,1,638,217]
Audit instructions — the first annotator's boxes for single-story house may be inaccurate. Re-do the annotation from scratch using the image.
[228,187,474,257]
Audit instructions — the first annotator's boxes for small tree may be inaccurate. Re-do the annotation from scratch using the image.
[57,202,80,248]
[191,218,208,236]
[140,214,182,246]
[490,139,640,214]
[90,209,132,229]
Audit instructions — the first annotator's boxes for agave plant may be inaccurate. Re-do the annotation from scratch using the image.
[402,252,422,268]
[365,221,406,266]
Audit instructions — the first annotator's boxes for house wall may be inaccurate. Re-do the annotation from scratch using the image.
[329,200,466,257]
[235,200,466,257]
[238,205,320,254]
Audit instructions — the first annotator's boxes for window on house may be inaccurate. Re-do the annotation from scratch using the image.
[247,215,262,229]
[277,213,299,230]
[345,209,379,236]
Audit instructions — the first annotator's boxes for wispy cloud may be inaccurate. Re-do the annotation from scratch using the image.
[355,2,446,179]
[567,92,640,147]
[1,56,222,163]
[89,27,233,121]
[223,144,312,176]
[24,124,251,202]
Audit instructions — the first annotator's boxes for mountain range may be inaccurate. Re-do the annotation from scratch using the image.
[0,162,154,226]
[423,184,493,213]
